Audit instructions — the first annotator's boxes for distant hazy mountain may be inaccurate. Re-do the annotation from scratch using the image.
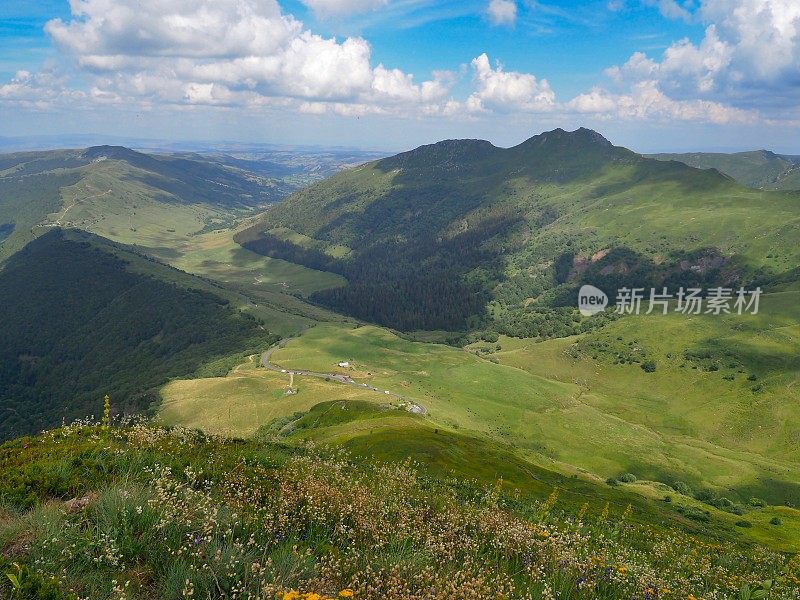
[237,128,800,331]
[647,150,800,190]
[169,148,387,186]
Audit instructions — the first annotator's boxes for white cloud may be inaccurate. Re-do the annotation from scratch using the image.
[487,0,517,26]
[643,0,692,22]
[39,0,451,115]
[467,53,555,112]
[1,0,794,130]
[567,87,619,114]
[609,0,800,116]
[567,82,756,123]
[300,0,389,18]
[700,0,800,84]
[0,69,86,110]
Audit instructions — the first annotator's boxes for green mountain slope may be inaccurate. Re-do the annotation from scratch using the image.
[237,128,800,331]
[2,421,798,599]
[0,146,287,261]
[648,150,800,190]
[0,229,279,441]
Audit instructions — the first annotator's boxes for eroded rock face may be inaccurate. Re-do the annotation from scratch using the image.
[679,254,726,275]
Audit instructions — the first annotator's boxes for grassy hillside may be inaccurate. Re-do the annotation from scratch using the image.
[156,287,799,536]
[1,420,799,599]
[236,310,800,505]
[0,146,285,262]
[0,170,82,259]
[648,150,800,190]
[158,358,384,437]
[147,228,346,298]
[237,128,800,331]
[0,229,280,441]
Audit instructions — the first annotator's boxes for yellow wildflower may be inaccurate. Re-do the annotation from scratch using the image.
[541,488,559,513]
[600,502,610,522]
[622,503,633,520]
[338,591,354,598]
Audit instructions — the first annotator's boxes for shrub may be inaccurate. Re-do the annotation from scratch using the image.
[770,517,782,526]
[673,481,692,496]
[619,473,637,483]
[694,489,717,503]
[606,477,619,486]
[640,361,657,373]
[677,506,710,522]
[716,497,735,509]
[735,519,753,528]
[749,497,767,508]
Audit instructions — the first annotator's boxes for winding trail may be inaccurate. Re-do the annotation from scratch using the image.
[49,188,113,226]
[260,343,428,415]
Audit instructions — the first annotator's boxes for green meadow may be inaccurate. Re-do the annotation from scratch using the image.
[158,357,387,437]
[158,348,800,552]
[262,291,800,500]
[148,229,346,298]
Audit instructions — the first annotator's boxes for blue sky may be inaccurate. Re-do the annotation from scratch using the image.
[1,0,799,153]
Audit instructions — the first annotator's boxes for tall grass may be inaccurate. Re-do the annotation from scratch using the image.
[0,422,798,599]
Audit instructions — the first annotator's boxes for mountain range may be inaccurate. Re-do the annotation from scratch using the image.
[237,127,800,331]
[648,149,800,190]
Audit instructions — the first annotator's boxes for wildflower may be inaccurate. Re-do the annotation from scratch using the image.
[600,502,610,522]
[541,488,559,514]
[102,395,111,430]
[622,503,633,520]
[282,592,300,600]
[338,591,354,598]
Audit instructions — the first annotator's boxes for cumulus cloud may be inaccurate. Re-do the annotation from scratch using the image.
[487,0,517,26]
[567,82,756,124]
[40,0,451,114]
[467,53,555,112]
[0,70,86,110]
[0,0,793,129]
[300,0,389,18]
[607,0,800,115]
